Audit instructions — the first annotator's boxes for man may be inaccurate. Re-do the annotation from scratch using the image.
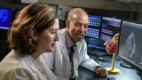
[42,8,108,80]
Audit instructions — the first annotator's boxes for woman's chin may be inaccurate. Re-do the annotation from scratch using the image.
[47,48,54,52]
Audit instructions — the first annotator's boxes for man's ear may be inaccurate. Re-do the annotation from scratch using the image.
[66,20,70,29]
[30,29,38,41]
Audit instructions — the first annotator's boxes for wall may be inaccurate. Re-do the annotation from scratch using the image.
[0,0,27,9]
[39,0,132,11]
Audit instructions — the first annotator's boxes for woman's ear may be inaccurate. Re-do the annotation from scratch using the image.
[30,29,38,41]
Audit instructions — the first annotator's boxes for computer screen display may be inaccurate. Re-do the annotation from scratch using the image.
[100,16,121,40]
[85,15,101,39]
[102,17,121,28]
[88,15,101,27]
[101,28,113,36]
[86,28,99,38]
[0,8,13,30]
[117,21,142,70]
[100,34,112,40]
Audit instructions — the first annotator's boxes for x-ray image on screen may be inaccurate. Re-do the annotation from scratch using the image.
[125,32,136,58]
[118,21,142,69]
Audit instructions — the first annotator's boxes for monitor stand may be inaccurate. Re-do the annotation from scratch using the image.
[120,61,134,69]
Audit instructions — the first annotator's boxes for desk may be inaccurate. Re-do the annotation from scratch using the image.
[78,55,141,80]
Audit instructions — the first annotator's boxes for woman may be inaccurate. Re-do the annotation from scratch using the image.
[106,33,119,54]
[0,2,66,80]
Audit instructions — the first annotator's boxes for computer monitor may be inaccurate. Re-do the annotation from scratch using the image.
[85,15,101,39]
[100,16,121,41]
[0,8,13,30]
[117,21,142,73]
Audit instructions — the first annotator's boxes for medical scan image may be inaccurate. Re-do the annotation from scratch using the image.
[125,32,136,58]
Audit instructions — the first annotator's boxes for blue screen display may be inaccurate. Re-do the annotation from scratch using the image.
[100,16,121,40]
[101,28,113,35]
[0,9,13,30]
[86,28,100,38]
[100,33,112,40]
[88,15,101,27]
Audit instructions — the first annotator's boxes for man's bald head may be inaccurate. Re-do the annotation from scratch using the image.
[67,8,88,21]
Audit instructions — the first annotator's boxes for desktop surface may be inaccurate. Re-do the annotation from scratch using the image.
[78,54,141,80]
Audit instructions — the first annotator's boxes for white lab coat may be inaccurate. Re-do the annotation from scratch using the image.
[0,50,66,80]
[42,28,100,79]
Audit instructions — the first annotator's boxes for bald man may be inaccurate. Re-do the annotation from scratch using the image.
[42,8,108,80]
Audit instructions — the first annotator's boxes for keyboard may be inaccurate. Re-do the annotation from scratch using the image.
[87,49,107,57]
[93,77,116,80]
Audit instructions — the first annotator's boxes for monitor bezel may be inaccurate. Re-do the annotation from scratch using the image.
[116,20,142,72]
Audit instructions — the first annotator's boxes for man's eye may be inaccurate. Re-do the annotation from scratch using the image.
[84,26,88,28]
[75,23,80,26]
[52,32,55,34]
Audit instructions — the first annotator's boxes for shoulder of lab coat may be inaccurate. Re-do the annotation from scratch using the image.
[79,39,101,72]
[0,50,35,80]
[0,50,66,80]
[57,28,101,72]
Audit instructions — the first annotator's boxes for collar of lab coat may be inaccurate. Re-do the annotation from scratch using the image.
[58,28,84,73]
[58,28,82,50]
[23,54,48,79]
[22,54,38,73]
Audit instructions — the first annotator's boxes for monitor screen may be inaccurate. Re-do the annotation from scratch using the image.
[117,21,142,70]
[85,15,101,39]
[101,28,113,36]
[0,8,13,30]
[100,16,121,40]
[88,15,101,27]
[100,33,112,40]
[85,28,99,38]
